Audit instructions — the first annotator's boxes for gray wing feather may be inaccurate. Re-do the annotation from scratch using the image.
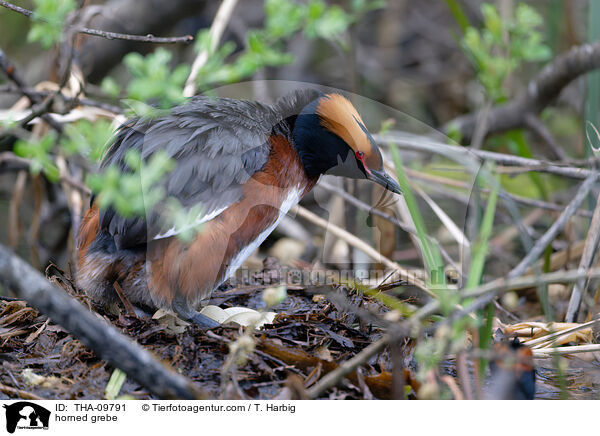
[98,96,281,249]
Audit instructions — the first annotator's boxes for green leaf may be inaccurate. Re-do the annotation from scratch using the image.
[60,119,114,161]
[265,0,305,39]
[389,144,445,289]
[481,3,502,40]
[460,2,550,102]
[101,77,122,98]
[105,369,126,400]
[444,0,470,34]
[14,132,60,182]
[466,168,499,289]
[27,0,76,48]
[311,5,350,39]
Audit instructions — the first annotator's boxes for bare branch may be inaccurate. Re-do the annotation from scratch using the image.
[0,152,92,196]
[76,27,193,44]
[184,0,239,97]
[524,113,568,161]
[0,85,123,114]
[0,48,63,132]
[565,192,600,322]
[307,335,391,399]
[445,41,600,142]
[376,132,596,180]
[0,0,193,44]
[417,266,600,324]
[292,204,430,294]
[0,243,205,399]
[508,172,597,279]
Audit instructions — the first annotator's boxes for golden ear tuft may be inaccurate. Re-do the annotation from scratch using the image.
[316,94,371,155]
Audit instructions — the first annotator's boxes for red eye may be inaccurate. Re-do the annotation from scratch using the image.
[355,151,364,160]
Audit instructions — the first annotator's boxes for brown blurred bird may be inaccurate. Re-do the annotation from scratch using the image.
[76,89,401,328]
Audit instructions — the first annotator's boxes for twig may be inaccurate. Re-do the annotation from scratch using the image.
[412,183,469,250]
[319,180,413,234]
[183,0,239,97]
[321,180,462,277]
[440,375,465,400]
[376,132,595,180]
[0,152,91,195]
[416,266,600,323]
[306,335,390,398]
[0,243,205,399]
[532,344,600,356]
[406,168,593,218]
[524,113,568,161]
[436,174,598,322]
[0,85,123,113]
[523,318,599,348]
[508,173,597,279]
[565,192,600,322]
[0,382,45,400]
[75,27,192,44]
[525,239,585,275]
[0,49,63,132]
[113,281,136,317]
[292,205,429,294]
[0,0,193,44]
[445,41,600,142]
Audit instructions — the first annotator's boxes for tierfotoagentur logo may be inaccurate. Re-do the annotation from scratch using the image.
[3,402,50,433]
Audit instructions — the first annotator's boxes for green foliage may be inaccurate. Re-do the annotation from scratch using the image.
[193,29,293,89]
[265,0,383,40]
[389,144,445,289]
[14,132,60,181]
[444,0,470,34]
[96,0,384,110]
[303,1,350,40]
[60,119,114,162]
[87,150,175,219]
[192,0,385,91]
[104,369,126,400]
[161,198,207,243]
[123,48,190,109]
[462,3,551,102]
[100,77,121,99]
[27,0,76,48]
[445,122,463,144]
[465,169,499,290]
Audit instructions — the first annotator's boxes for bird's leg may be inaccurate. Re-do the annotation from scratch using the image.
[172,295,219,329]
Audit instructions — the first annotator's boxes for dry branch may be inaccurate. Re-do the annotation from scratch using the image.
[532,344,600,356]
[0,49,63,132]
[508,173,597,279]
[292,205,429,294]
[184,0,239,97]
[0,152,91,195]
[0,243,205,400]
[376,132,595,180]
[445,41,600,142]
[565,192,600,322]
[0,0,193,44]
[0,85,123,114]
[405,168,593,218]
[306,335,390,399]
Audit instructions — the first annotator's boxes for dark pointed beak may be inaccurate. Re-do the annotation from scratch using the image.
[367,169,402,195]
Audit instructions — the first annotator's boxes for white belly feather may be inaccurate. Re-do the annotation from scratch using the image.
[224,187,302,280]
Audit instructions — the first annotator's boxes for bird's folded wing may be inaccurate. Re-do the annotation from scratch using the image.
[97,96,279,249]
